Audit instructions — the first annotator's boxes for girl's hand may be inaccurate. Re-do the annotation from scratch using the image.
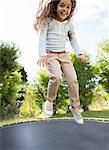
[37,56,48,67]
[77,54,88,63]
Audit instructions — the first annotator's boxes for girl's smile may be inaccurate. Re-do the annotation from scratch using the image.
[57,0,72,22]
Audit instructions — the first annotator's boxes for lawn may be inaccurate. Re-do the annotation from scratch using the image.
[0,110,109,126]
[53,110,109,119]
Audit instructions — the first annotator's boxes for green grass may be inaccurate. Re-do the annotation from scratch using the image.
[53,110,109,119]
[0,111,109,126]
[83,111,109,119]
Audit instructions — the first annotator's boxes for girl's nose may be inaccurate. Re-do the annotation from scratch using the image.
[62,7,67,11]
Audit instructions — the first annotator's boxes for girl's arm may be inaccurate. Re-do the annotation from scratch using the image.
[68,22,81,55]
[38,20,48,57]
[68,22,88,63]
[37,20,48,67]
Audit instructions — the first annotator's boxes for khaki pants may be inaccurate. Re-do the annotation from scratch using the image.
[46,52,80,108]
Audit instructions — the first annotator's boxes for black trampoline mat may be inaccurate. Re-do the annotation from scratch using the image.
[1,119,109,150]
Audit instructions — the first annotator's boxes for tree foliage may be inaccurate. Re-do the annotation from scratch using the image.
[0,72,22,117]
[95,39,109,93]
[20,84,40,117]
[98,39,109,53]
[72,53,96,110]
[0,41,22,118]
[0,41,20,82]
[18,67,28,83]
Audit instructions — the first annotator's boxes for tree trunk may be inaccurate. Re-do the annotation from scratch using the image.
[83,104,89,111]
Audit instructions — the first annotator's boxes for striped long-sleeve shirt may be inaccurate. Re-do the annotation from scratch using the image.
[38,18,81,57]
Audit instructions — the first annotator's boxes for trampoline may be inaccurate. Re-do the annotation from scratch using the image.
[1,118,109,150]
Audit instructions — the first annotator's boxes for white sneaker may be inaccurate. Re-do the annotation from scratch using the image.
[69,106,84,124]
[42,101,53,116]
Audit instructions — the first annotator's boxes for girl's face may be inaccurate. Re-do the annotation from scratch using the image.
[56,0,72,22]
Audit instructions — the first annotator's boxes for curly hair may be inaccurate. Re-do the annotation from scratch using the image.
[34,0,76,31]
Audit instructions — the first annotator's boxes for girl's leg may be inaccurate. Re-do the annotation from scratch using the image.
[61,55,80,108]
[46,55,62,102]
[61,53,83,124]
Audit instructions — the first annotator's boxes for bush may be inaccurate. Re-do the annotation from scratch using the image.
[0,71,22,118]
[20,84,41,117]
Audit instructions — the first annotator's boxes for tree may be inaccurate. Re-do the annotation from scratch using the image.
[95,39,109,93]
[18,67,28,83]
[0,41,20,82]
[35,69,49,108]
[0,71,22,117]
[72,53,96,111]
[98,39,109,53]
[0,41,22,118]
[20,84,40,117]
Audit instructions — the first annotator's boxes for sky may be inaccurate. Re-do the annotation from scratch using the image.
[0,0,108,81]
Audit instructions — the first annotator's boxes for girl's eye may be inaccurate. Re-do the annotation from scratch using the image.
[60,4,70,9]
[60,4,64,7]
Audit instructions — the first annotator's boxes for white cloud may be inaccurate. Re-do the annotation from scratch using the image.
[75,0,108,21]
[97,16,108,31]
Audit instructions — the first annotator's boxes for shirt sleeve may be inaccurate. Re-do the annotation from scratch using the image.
[68,22,82,55]
[38,20,48,57]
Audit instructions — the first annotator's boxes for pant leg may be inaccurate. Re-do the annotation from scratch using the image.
[61,53,80,108]
[46,54,62,101]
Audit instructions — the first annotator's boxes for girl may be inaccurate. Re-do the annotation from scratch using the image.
[34,0,88,124]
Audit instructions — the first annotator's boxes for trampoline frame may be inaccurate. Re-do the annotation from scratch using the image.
[0,117,109,128]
